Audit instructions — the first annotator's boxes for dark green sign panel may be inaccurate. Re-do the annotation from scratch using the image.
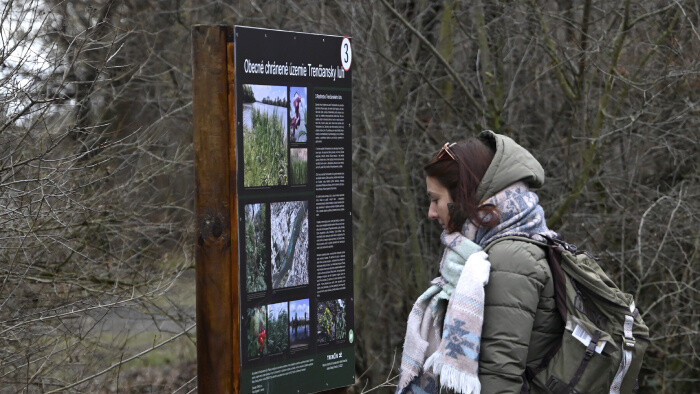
[234,26,354,394]
[243,347,355,393]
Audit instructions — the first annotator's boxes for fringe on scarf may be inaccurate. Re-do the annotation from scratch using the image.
[437,363,482,394]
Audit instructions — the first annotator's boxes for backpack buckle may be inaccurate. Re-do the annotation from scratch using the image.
[584,345,596,359]
[623,336,636,349]
[545,236,577,252]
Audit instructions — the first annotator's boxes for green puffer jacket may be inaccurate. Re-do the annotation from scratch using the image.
[475,131,564,393]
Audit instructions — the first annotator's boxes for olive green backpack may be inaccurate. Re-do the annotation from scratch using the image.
[486,236,650,394]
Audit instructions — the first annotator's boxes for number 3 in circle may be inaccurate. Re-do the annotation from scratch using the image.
[341,37,352,72]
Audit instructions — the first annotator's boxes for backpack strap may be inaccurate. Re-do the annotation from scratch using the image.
[484,235,567,322]
[609,304,638,393]
[569,329,602,390]
[483,235,548,251]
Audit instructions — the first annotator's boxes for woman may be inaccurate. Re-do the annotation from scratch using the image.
[397,130,563,394]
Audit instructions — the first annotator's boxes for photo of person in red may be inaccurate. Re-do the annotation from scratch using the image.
[289,87,307,142]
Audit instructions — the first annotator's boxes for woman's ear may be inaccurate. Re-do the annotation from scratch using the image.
[447,202,454,215]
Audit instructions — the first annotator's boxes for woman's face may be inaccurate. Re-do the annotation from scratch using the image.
[426,176,453,231]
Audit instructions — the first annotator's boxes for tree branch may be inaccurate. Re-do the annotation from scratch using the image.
[379,0,484,116]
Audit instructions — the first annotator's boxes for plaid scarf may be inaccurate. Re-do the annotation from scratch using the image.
[396,232,489,394]
[470,181,558,246]
[397,182,557,394]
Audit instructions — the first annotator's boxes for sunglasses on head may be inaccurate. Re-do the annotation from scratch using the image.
[436,142,459,162]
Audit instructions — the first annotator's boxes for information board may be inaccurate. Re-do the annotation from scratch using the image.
[234,26,354,394]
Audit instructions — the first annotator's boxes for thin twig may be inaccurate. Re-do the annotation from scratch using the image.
[45,323,196,393]
[378,0,483,116]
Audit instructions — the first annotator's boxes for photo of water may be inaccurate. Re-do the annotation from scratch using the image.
[289,299,310,349]
[241,84,289,187]
[243,102,288,142]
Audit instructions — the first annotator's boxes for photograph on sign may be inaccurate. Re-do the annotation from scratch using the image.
[244,203,267,294]
[290,148,308,185]
[289,299,311,350]
[289,86,307,143]
[247,305,268,358]
[242,84,288,187]
[235,26,354,394]
[270,200,309,289]
[267,302,289,354]
[317,299,347,344]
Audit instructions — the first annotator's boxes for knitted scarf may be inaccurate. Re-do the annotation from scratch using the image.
[397,182,557,394]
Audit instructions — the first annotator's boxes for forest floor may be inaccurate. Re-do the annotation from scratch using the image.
[76,269,198,392]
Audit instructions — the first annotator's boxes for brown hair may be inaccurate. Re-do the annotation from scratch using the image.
[424,138,499,233]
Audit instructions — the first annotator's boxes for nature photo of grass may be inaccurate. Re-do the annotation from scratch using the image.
[270,201,309,289]
[247,306,267,358]
[290,148,307,185]
[266,302,289,354]
[317,299,347,344]
[289,299,311,350]
[244,203,267,293]
[289,86,307,143]
[242,84,288,187]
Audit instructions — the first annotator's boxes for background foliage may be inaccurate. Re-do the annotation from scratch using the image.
[0,0,696,392]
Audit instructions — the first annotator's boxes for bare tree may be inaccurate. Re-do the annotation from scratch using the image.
[349,1,697,392]
[0,0,696,392]
[1,0,196,391]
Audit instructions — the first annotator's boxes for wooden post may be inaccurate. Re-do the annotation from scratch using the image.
[226,33,242,394]
[193,24,237,393]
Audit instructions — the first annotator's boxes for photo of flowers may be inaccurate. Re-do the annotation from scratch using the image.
[317,299,347,344]
[247,306,267,358]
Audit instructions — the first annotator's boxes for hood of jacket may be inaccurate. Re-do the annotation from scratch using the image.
[475,130,545,203]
